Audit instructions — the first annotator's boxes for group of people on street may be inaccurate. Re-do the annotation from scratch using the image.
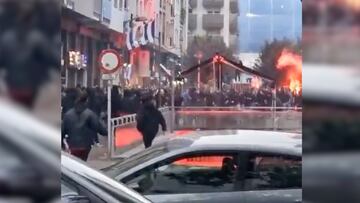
[61,85,167,161]
[61,83,300,161]
[179,87,302,107]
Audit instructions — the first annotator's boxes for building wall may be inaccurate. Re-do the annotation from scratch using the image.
[188,0,232,47]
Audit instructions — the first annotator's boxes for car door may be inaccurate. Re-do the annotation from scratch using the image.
[239,152,302,203]
[121,151,246,203]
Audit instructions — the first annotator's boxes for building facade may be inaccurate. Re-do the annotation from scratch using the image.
[124,0,188,87]
[61,0,127,88]
[61,0,188,88]
[187,0,239,49]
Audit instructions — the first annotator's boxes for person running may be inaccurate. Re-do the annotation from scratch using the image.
[62,92,107,161]
[136,96,167,148]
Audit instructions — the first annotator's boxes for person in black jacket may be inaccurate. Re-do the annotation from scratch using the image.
[136,97,167,148]
[62,92,107,161]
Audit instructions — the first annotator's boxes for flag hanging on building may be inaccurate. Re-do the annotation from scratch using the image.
[126,24,133,50]
[147,20,155,43]
[132,25,139,48]
[140,23,148,45]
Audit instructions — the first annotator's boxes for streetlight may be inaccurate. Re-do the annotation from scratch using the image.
[194,51,203,90]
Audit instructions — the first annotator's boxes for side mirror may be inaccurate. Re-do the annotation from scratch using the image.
[62,195,91,203]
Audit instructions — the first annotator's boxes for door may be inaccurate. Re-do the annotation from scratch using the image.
[122,152,246,203]
[240,153,302,203]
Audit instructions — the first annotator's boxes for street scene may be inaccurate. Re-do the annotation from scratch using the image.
[61,0,302,203]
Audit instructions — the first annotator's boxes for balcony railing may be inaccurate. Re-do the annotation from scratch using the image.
[203,0,224,9]
[189,0,197,9]
[188,14,197,31]
[230,0,238,14]
[202,14,224,30]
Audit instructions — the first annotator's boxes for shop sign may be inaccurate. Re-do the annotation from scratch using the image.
[69,51,87,69]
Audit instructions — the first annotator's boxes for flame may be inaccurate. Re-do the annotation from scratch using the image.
[251,76,262,89]
[343,0,360,11]
[276,49,302,95]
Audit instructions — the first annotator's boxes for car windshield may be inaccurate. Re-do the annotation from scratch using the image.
[105,145,168,177]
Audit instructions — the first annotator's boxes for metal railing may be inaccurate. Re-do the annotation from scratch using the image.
[108,106,302,158]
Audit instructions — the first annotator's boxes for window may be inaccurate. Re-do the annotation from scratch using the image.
[119,0,123,10]
[114,0,118,8]
[243,154,301,190]
[123,153,239,194]
[124,0,128,9]
[61,177,106,203]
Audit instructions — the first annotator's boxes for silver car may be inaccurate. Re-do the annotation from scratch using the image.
[62,152,152,203]
[105,130,302,203]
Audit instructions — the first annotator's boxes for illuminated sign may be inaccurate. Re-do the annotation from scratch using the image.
[69,51,87,69]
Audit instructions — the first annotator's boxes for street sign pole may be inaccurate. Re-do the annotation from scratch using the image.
[107,78,113,158]
[98,49,122,159]
[272,84,277,131]
[171,68,175,133]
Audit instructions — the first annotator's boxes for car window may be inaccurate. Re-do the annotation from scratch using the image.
[123,153,239,194]
[106,146,168,177]
[61,177,106,203]
[243,154,301,190]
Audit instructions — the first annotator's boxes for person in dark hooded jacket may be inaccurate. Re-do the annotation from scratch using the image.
[62,92,107,161]
[136,97,167,148]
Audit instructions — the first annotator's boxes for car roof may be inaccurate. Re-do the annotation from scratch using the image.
[303,64,360,106]
[155,130,302,155]
[61,152,151,203]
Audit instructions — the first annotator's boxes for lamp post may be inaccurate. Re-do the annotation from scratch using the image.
[194,52,203,90]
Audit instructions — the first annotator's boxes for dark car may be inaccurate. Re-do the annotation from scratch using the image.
[104,130,302,203]
[62,152,152,203]
[303,64,360,203]
[0,100,59,202]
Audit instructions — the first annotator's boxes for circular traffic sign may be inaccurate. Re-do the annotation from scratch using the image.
[98,49,122,74]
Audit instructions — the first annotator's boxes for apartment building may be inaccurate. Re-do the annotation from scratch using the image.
[61,0,188,88]
[124,0,188,87]
[61,0,127,88]
[188,0,239,49]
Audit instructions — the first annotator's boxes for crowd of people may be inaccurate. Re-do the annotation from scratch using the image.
[61,85,167,160]
[179,87,302,108]
[62,85,302,120]
[61,84,301,161]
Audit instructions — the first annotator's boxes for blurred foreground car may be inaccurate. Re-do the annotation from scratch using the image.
[104,130,302,203]
[61,152,152,203]
[303,64,360,203]
[0,99,59,202]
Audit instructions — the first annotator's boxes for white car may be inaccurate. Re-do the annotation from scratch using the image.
[104,130,302,203]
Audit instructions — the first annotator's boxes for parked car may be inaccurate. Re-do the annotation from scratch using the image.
[62,152,152,203]
[104,130,302,203]
[0,99,59,202]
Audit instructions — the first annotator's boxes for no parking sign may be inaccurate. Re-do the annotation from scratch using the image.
[98,49,122,74]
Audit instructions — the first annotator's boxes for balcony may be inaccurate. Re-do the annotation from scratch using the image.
[230,0,238,14]
[188,14,197,31]
[189,0,197,9]
[93,0,102,20]
[202,14,224,30]
[229,15,238,34]
[203,0,224,10]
